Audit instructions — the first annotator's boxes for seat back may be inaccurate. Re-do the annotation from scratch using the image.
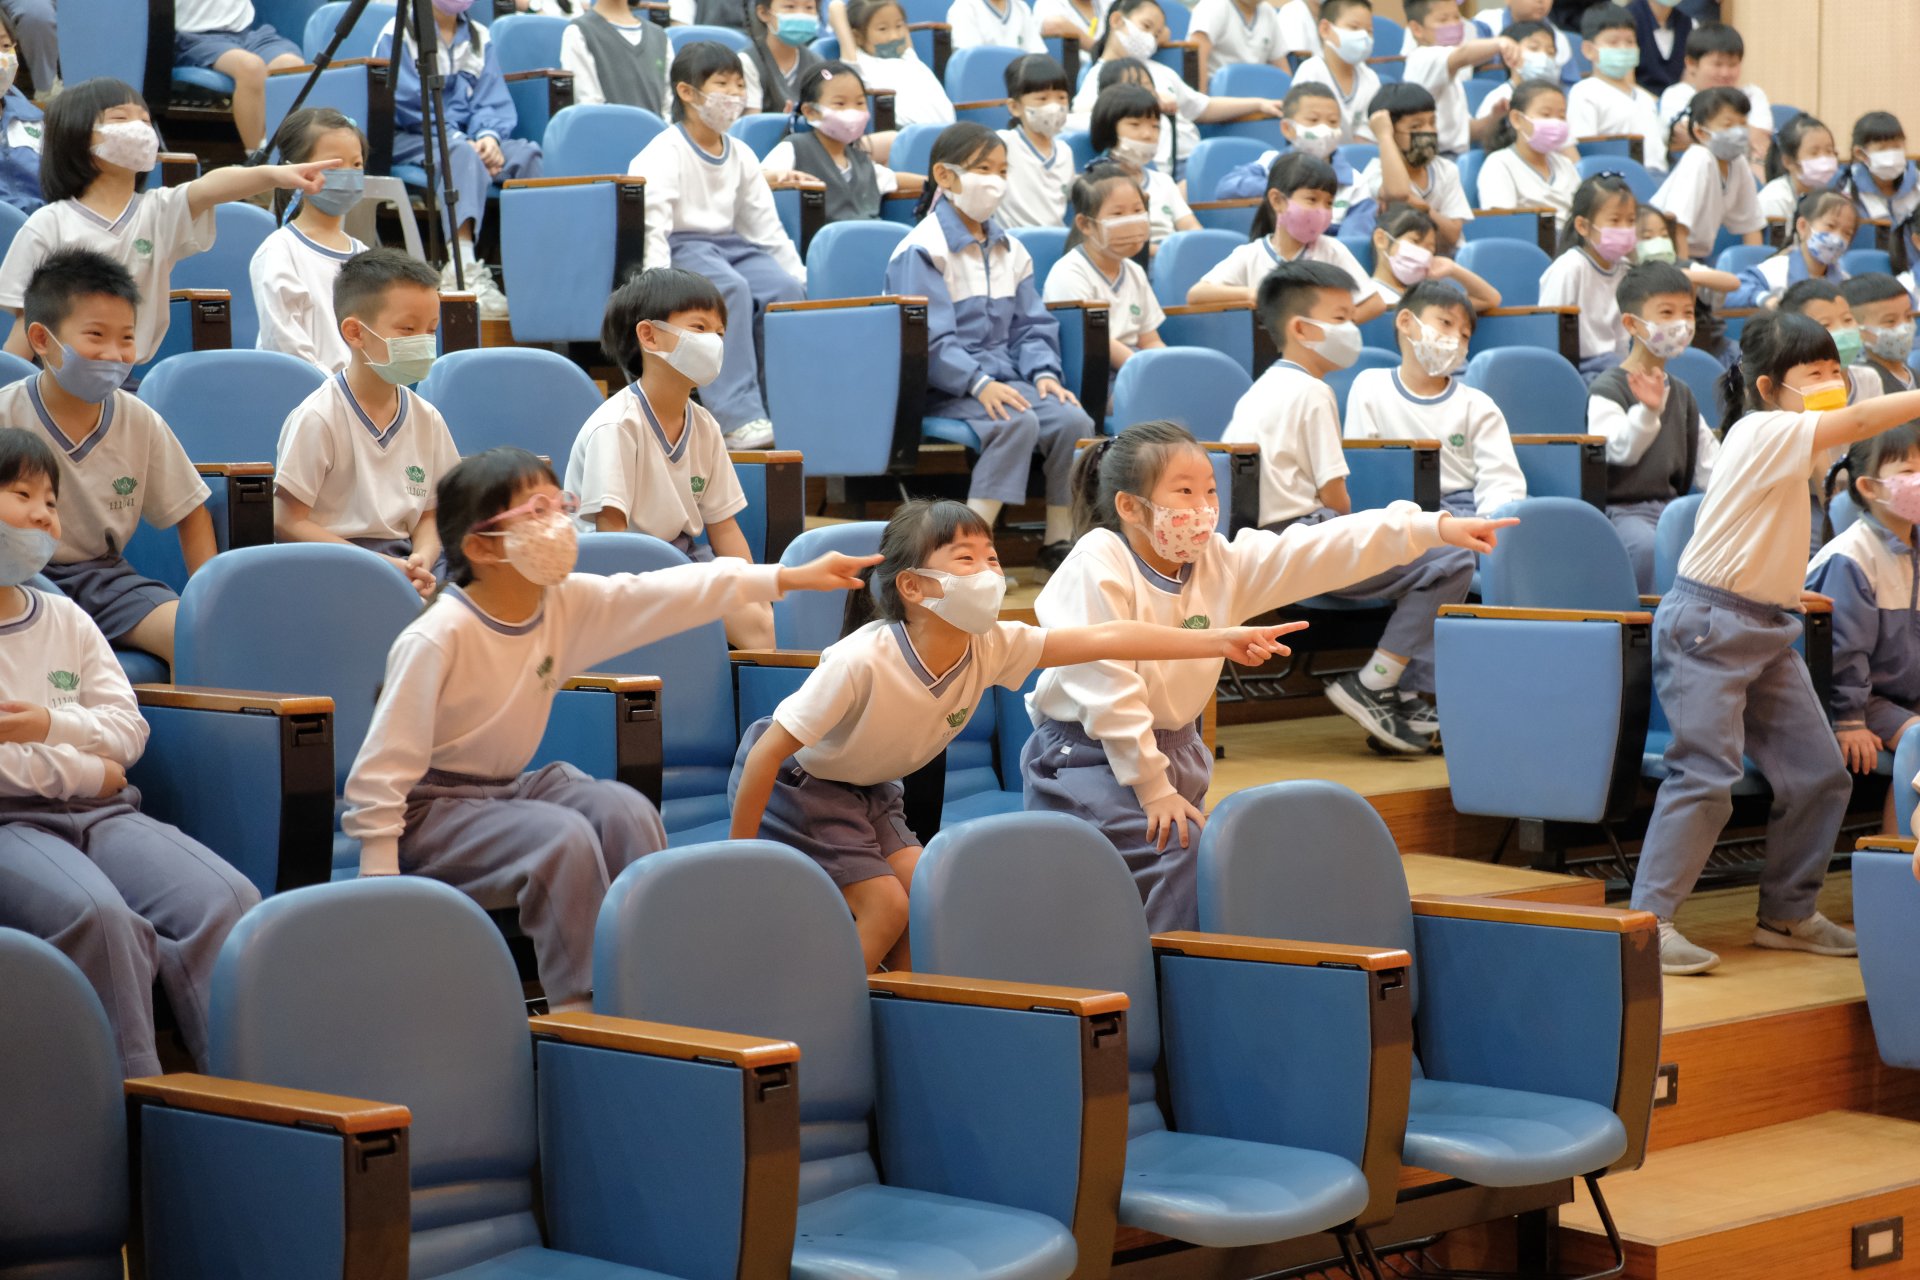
[138,349,328,463]
[303,1,396,59]
[731,111,792,158]
[1651,491,1703,595]
[173,202,280,349]
[0,930,127,1278]
[1844,247,1892,277]
[1110,346,1250,440]
[1666,346,1726,431]
[670,23,753,52]
[0,201,27,266]
[1481,496,1640,610]
[1462,347,1588,435]
[596,842,879,1203]
[1457,149,1485,207]
[1370,13,1404,56]
[1185,136,1269,204]
[1854,850,1920,1070]
[1453,238,1550,307]
[417,347,606,459]
[888,122,948,179]
[1010,225,1069,290]
[1197,782,1418,1003]
[1828,488,1863,537]
[806,219,911,299]
[911,811,1166,1137]
[208,878,540,1275]
[490,13,570,144]
[943,45,1024,102]
[773,521,884,648]
[1713,243,1773,277]
[1208,62,1290,100]
[0,349,33,387]
[1150,229,1244,306]
[55,0,149,85]
[172,544,424,789]
[1896,731,1920,837]
[544,103,669,177]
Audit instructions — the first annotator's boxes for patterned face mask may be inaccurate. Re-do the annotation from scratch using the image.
[1131,496,1217,563]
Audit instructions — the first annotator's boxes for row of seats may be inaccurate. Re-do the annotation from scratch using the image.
[1,785,1657,1277]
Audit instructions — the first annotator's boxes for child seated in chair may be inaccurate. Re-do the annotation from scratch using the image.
[1044,164,1165,379]
[250,107,370,374]
[273,249,460,602]
[565,267,777,649]
[171,0,305,152]
[1344,279,1526,519]
[0,250,214,667]
[761,62,919,227]
[0,425,258,1079]
[1843,273,1918,395]
[1220,260,1479,755]
[562,0,673,114]
[1586,260,1719,591]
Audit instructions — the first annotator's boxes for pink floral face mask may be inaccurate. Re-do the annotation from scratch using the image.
[1879,472,1920,523]
[1132,495,1217,563]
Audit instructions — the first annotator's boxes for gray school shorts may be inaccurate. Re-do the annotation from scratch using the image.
[729,716,918,887]
[42,554,176,644]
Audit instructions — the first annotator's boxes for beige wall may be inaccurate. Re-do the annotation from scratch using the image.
[1734,0,1919,147]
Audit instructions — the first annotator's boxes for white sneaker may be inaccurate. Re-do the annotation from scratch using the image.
[440,259,509,319]
[1754,910,1857,956]
[724,420,775,450]
[1657,919,1720,975]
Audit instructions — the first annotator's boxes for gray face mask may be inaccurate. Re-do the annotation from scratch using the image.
[0,523,54,586]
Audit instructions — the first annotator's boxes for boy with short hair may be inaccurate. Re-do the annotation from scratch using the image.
[1586,260,1721,589]
[1780,278,1882,405]
[0,425,259,1078]
[1360,83,1473,249]
[1847,112,1920,227]
[1220,260,1475,753]
[1398,0,1515,159]
[1472,0,1573,82]
[1567,4,1668,173]
[1345,280,1525,518]
[1842,273,1918,395]
[274,248,461,600]
[1650,86,1763,263]
[0,248,214,666]
[1469,18,1562,149]
[565,267,775,649]
[1210,84,1360,228]
[172,0,306,151]
[1290,0,1380,144]
[1656,23,1772,172]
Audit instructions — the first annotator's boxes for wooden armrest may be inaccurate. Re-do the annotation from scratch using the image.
[531,1011,799,1067]
[1472,206,1552,218]
[1411,894,1657,934]
[1216,113,1274,125]
[1858,835,1917,853]
[133,685,332,716]
[768,173,828,190]
[1802,597,1832,614]
[1188,198,1262,211]
[869,970,1128,1016]
[194,461,275,477]
[883,189,920,201]
[729,649,822,668]
[126,1073,409,1135]
[766,294,921,313]
[907,20,949,28]
[268,56,381,76]
[1366,54,1405,66]
[728,450,804,464]
[1639,594,1662,608]
[1438,604,1654,624]
[502,175,645,190]
[1479,306,1578,318]
[561,674,663,693]
[952,99,1003,112]
[1164,38,1198,49]
[1509,434,1603,445]
[1161,301,1253,316]
[169,288,229,302]
[503,68,570,81]
[1345,437,1441,450]
[1719,307,1759,319]
[1152,931,1410,971]
[1576,133,1641,143]
[157,150,198,165]
[1045,299,1110,312]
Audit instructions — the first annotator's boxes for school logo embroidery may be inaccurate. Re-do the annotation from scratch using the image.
[22,124,39,140]
[1129,304,1142,316]
[1182,614,1210,629]
[946,707,969,728]
[112,476,137,496]
[133,238,153,258]
[535,655,557,692]
[1448,433,1467,449]
[690,475,707,494]
[47,670,78,692]
[406,466,426,483]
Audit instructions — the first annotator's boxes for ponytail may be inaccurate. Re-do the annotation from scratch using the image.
[1721,310,1840,437]
[1071,420,1202,539]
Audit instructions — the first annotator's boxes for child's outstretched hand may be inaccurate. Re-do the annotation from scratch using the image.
[271,158,344,193]
[778,552,884,593]
[1439,513,1519,553]
[1215,620,1309,666]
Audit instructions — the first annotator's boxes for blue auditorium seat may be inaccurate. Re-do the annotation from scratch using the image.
[1110,346,1249,438]
[544,104,670,177]
[1854,839,1920,1070]
[419,346,606,458]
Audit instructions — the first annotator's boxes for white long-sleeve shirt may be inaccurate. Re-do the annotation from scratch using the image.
[628,125,806,280]
[1586,372,1720,484]
[1027,510,1448,803]
[851,49,955,128]
[249,224,367,373]
[1343,368,1527,515]
[343,561,785,873]
[947,0,1046,51]
[0,587,147,800]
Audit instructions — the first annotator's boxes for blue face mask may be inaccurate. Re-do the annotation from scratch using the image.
[0,523,55,587]
[776,13,819,43]
[304,167,365,216]
[1595,46,1638,79]
[45,340,131,404]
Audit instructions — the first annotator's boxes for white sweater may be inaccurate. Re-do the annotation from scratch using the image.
[0,587,147,800]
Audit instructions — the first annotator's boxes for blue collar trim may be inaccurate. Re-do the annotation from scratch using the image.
[1128,543,1191,593]
[678,123,732,165]
[448,585,544,636]
[1390,369,1458,403]
[336,371,407,449]
[0,587,42,635]
[290,225,358,262]
[631,383,689,463]
[28,376,113,462]
[889,621,973,695]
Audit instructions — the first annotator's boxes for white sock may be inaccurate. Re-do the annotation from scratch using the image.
[1044,505,1074,545]
[1358,650,1407,692]
[456,236,480,268]
[968,497,1003,526]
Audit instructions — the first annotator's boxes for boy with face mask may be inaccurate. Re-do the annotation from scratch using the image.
[1359,82,1473,251]
[565,268,775,649]
[1843,273,1918,395]
[274,249,462,603]
[1649,85,1763,263]
[0,249,213,667]
[1567,3,1668,173]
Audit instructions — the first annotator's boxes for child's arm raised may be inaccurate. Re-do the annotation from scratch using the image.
[1036,618,1308,669]
[1427,254,1502,310]
[1812,388,1920,454]
[187,160,341,219]
[730,719,805,840]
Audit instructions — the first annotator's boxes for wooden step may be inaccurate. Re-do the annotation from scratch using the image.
[1560,1112,1920,1278]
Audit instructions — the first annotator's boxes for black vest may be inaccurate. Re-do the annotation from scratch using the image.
[787,129,881,221]
[1590,365,1701,504]
[570,10,671,115]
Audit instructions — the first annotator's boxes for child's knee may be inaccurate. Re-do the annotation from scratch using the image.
[850,872,910,934]
[225,51,268,85]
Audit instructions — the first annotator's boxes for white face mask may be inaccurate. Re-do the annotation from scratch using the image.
[491,512,579,587]
[1403,315,1463,377]
[92,119,159,173]
[1112,18,1157,61]
[1022,102,1068,137]
[1093,211,1150,256]
[1113,135,1159,167]
[1287,122,1339,159]
[942,168,1007,221]
[1867,148,1908,182]
[910,566,1005,633]
[647,319,724,387]
[1299,317,1363,369]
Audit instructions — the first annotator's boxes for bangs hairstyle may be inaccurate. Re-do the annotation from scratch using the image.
[1502,18,1551,46]
[1765,111,1833,183]
[1070,419,1205,539]
[1841,271,1911,309]
[1616,260,1694,315]
[332,247,440,325]
[1853,110,1906,151]
[1374,201,1435,249]
[602,267,728,381]
[1778,275,1844,314]
[1687,85,1750,132]
[1250,150,1337,240]
[1489,77,1564,151]
[914,121,1005,217]
[1320,0,1371,25]
[1826,420,1920,538]
[795,60,865,110]
[669,41,745,122]
[1064,161,1145,250]
[435,448,561,589]
[0,426,60,499]
[1257,258,1356,347]
[1005,52,1070,100]
[1684,22,1744,59]
[1095,56,1152,92]
[1786,188,1856,251]
[1402,0,1453,29]
[1281,81,1337,116]
[270,106,367,166]
[1093,0,1163,61]
[1556,171,1637,254]
[1397,278,1474,334]
[844,498,993,632]
[1719,311,1839,435]
[22,246,139,335]
[1088,84,1161,155]
[1579,3,1633,39]
[1367,80,1436,125]
[846,0,903,38]
[41,77,149,204]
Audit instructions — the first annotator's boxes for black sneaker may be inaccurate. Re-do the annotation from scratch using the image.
[1398,691,1439,734]
[1036,540,1072,581]
[1326,674,1431,754]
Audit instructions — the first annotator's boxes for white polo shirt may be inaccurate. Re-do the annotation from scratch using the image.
[250,224,367,373]
[1566,78,1668,173]
[1274,0,1319,56]
[1220,358,1349,524]
[1652,142,1763,258]
[274,372,463,544]
[996,127,1076,230]
[1198,233,1370,295]
[0,586,148,800]
[565,383,747,541]
[1043,245,1165,348]
[776,618,1047,785]
[1343,367,1527,514]
[1539,246,1630,364]
[946,0,1046,50]
[1677,409,1821,609]
[0,186,218,363]
[1355,154,1474,222]
[1290,55,1381,144]
[1190,0,1285,76]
